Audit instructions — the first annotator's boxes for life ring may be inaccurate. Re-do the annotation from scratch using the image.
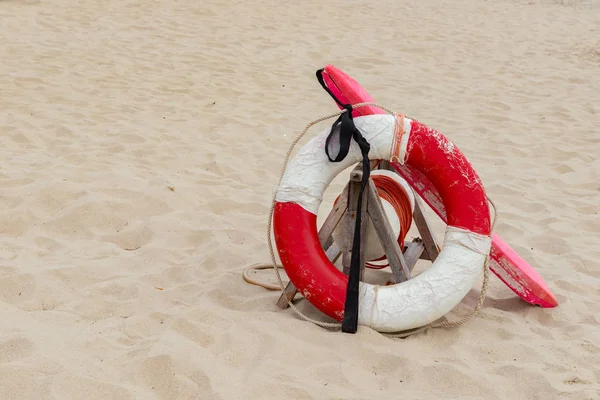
[273,113,492,332]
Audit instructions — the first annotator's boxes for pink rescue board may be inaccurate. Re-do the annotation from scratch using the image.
[319,64,558,308]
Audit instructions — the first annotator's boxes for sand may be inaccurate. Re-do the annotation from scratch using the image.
[1,0,599,399]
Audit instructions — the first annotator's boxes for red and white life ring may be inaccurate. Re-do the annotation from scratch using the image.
[273,113,492,332]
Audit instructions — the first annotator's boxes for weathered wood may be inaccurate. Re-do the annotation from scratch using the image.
[403,238,425,271]
[350,163,365,182]
[358,185,369,281]
[412,196,440,262]
[276,184,349,309]
[275,280,299,308]
[342,165,368,280]
[366,178,412,283]
[318,183,350,251]
[402,242,431,261]
[325,242,343,264]
[378,160,392,171]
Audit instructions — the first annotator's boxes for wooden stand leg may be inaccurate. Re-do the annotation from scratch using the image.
[412,196,440,262]
[367,178,412,283]
[379,160,439,268]
[276,182,349,309]
[341,165,369,281]
[403,238,426,271]
[378,160,392,170]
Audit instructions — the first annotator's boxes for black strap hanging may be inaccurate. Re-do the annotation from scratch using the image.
[316,68,370,334]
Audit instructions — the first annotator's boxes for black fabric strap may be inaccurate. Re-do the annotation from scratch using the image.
[316,68,345,109]
[316,68,370,333]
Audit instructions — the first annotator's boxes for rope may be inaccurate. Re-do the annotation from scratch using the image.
[364,173,414,269]
[242,263,283,291]
[245,101,499,336]
[243,252,342,290]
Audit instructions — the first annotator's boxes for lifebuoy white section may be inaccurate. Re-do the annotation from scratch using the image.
[358,227,491,332]
[275,114,411,215]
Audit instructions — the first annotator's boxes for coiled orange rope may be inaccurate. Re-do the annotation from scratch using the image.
[331,162,414,270]
[365,173,414,269]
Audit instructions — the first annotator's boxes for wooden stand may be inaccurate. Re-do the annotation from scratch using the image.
[276,160,441,309]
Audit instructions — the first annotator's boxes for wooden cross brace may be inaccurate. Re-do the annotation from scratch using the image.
[276,161,441,309]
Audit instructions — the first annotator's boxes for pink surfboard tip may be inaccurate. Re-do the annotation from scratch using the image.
[320,64,384,118]
[490,233,559,308]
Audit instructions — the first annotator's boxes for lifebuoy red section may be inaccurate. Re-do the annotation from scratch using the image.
[406,120,491,235]
[273,118,491,321]
[273,202,347,319]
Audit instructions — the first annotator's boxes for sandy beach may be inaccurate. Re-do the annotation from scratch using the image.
[1,0,599,399]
